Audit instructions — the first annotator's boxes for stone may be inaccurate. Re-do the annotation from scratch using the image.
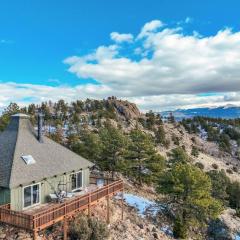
[0,233,6,239]
[152,227,157,232]
[153,232,159,239]
[138,223,144,229]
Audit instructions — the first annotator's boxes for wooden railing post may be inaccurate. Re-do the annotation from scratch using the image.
[63,217,68,240]
[121,187,124,221]
[106,183,110,224]
[32,216,38,240]
[64,202,67,217]
[88,193,91,218]
[106,195,110,224]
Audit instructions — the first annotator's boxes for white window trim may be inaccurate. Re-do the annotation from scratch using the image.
[22,182,41,210]
[71,171,83,192]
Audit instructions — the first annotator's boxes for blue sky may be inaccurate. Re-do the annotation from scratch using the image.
[0,0,240,111]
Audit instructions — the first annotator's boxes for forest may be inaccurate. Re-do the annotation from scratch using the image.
[1,99,240,239]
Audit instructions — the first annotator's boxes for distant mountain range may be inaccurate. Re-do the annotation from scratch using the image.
[160,105,240,120]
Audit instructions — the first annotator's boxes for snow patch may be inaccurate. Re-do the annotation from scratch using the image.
[117,193,164,217]
[161,225,173,237]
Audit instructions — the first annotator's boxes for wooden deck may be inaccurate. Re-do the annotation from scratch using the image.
[0,176,124,238]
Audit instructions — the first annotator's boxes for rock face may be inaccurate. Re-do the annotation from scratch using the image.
[107,97,142,120]
[0,225,33,240]
[0,223,63,240]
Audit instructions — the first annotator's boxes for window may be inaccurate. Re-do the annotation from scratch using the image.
[23,183,40,208]
[21,155,36,165]
[71,171,83,191]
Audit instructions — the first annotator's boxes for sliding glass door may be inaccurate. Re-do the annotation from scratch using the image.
[71,171,83,191]
[23,183,40,208]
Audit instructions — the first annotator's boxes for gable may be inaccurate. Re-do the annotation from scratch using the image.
[0,115,94,188]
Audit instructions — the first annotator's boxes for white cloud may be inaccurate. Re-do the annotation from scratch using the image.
[185,17,193,24]
[64,24,240,101]
[0,82,113,109]
[2,19,240,112]
[0,82,239,112]
[110,32,133,43]
[137,20,164,39]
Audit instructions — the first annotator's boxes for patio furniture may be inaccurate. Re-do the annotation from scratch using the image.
[49,193,58,202]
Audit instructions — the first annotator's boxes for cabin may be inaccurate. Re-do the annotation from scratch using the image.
[0,113,123,239]
[0,113,94,211]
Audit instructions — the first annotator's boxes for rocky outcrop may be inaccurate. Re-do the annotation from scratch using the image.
[107,97,142,120]
[220,209,240,239]
[91,197,172,240]
[0,222,63,240]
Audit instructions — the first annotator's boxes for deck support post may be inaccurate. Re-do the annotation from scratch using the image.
[33,230,38,240]
[121,190,124,221]
[106,195,110,224]
[88,193,91,218]
[63,218,68,240]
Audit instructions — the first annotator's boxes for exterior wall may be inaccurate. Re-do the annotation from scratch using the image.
[0,187,10,205]
[10,168,90,211]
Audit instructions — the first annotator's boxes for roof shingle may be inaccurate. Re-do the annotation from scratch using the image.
[0,114,94,188]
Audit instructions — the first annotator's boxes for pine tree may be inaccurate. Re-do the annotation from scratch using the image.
[191,146,199,157]
[99,123,127,178]
[158,163,223,238]
[155,125,166,145]
[0,102,20,131]
[169,147,190,165]
[127,129,157,185]
[49,125,64,144]
[168,112,175,124]
[145,153,165,183]
[227,181,240,209]
[70,130,102,164]
[207,170,230,205]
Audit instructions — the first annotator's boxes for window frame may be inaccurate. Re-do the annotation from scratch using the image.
[22,182,41,209]
[71,171,83,192]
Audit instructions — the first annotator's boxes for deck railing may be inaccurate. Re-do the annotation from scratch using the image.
[0,206,33,230]
[0,177,123,232]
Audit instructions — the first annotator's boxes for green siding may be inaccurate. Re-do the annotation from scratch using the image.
[0,187,10,205]
[10,168,90,211]
[11,187,23,210]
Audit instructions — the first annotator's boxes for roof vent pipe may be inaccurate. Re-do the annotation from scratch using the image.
[37,112,44,143]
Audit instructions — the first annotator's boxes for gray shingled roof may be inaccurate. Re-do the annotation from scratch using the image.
[0,114,94,188]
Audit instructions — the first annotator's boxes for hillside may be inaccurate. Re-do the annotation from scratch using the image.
[1,98,240,239]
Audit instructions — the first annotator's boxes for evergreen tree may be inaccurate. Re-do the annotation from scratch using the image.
[145,110,156,130]
[227,181,240,209]
[49,125,64,144]
[219,133,231,153]
[145,153,165,183]
[155,125,166,145]
[207,170,230,205]
[0,102,20,131]
[169,147,190,165]
[55,99,68,122]
[70,130,102,164]
[168,112,175,124]
[191,146,199,157]
[171,133,180,145]
[99,123,127,177]
[158,163,223,238]
[27,104,36,115]
[127,129,157,185]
